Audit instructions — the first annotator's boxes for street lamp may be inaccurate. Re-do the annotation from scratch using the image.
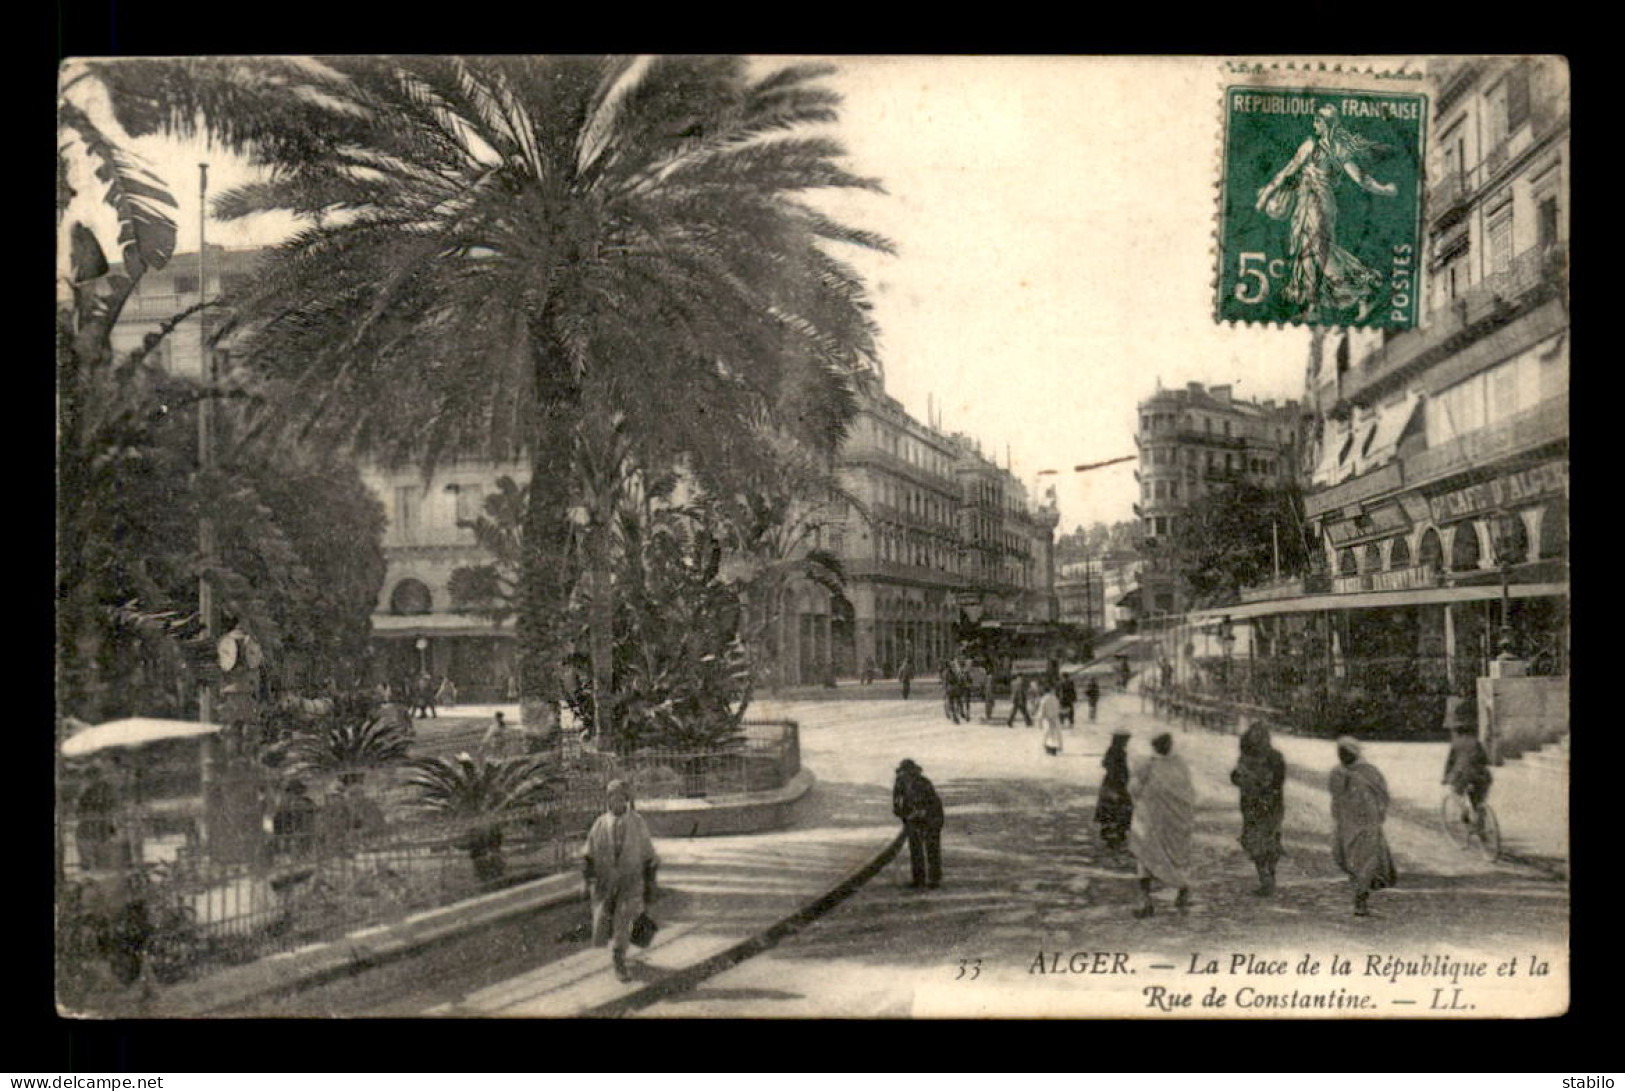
[1492,510,1523,658]
[415,636,429,676]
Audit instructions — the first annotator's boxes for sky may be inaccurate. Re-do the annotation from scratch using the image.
[62,56,1313,535]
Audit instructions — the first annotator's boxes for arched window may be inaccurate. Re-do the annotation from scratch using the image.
[390,578,433,616]
[1389,535,1411,569]
[1449,523,1482,571]
[1363,542,1383,573]
[1493,511,1529,566]
[1338,548,1358,576]
[1418,528,1444,571]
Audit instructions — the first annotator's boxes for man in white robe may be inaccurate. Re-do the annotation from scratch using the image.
[1129,732,1196,917]
[581,779,659,982]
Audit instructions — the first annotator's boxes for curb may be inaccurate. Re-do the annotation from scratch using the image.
[583,829,907,1018]
[155,871,587,1016]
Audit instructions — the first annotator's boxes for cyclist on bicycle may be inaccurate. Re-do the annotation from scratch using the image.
[1441,698,1493,835]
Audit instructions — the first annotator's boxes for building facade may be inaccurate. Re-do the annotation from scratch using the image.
[1132,382,1303,617]
[818,375,1059,681]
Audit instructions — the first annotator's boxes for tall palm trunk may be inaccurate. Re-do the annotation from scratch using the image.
[517,399,576,744]
[587,508,615,752]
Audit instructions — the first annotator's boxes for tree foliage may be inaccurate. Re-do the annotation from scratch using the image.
[58,70,389,721]
[93,56,889,747]
[1167,483,1311,607]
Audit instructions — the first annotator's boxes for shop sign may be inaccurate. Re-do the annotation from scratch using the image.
[1324,502,1411,546]
[1428,460,1567,523]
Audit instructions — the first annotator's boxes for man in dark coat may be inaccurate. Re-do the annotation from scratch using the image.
[1096,731,1134,859]
[1231,723,1286,895]
[893,759,944,889]
[1006,675,1033,727]
[1441,699,1493,835]
[1084,676,1102,721]
[1057,672,1078,727]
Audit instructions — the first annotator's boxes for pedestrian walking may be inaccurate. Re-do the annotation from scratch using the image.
[1095,731,1134,859]
[1441,698,1493,837]
[899,659,914,700]
[1084,676,1101,722]
[1328,735,1397,917]
[862,656,876,686]
[414,672,438,719]
[435,674,458,709]
[1006,674,1033,727]
[982,663,997,721]
[941,660,961,723]
[581,780,660,983]
[1037,683,1063,756]
[1129,732,1195,917]
[1230,722,1286,896]
[482,710,518,759]
[1057,672,1077,727]
[1117,657,1132,692]
[892,759,944,889]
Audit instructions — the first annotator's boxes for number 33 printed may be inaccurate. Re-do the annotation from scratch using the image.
[956,958,982,981]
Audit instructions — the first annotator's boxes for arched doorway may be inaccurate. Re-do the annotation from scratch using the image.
[1492,510,1530,566]
[1363,542,1383,573]
[1418,528,1443,571]
[1389,535,1411,569]
[831,594,856,678]
[1338,548,1358,576]
[1449,523,1482,571]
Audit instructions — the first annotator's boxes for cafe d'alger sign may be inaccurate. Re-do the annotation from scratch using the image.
[1427,460,1567,524]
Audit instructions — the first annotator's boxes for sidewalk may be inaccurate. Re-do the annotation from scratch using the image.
[419,818,901,1016]
[1109,685,1569,875]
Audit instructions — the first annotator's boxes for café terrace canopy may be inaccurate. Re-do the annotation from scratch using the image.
[60,717,222,759]
[1188,581,1569,624]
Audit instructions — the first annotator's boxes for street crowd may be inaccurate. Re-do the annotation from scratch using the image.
[889,658,1497,919]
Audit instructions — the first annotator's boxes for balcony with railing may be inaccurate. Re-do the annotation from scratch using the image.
[1404,390,1568,489]
[1339,241,1566,410]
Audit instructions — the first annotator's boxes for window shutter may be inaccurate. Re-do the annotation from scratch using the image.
[1506,65,1531,131]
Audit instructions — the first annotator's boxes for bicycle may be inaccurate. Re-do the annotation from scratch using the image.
[1440,789,1501,861]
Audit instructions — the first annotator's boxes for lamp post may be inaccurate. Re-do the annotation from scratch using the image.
[1492,510,1521,658]
[415,636,429,676]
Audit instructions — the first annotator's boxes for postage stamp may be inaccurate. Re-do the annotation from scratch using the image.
[1216,84,1427,329]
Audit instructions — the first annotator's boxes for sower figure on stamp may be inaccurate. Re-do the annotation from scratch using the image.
[1329,736,1397,917]
[1254,103,1398,324]
[1231,722,1286,896]
[1129,732,1195,917]
[582,779,660,982]
[893,758,944,889]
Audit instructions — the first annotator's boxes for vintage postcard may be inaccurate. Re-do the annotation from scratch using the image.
[55,54,1569,1021]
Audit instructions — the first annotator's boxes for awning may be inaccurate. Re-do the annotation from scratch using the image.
[1189,580,1569,622]
[1356,394,1422,475]
[61,717,221,758]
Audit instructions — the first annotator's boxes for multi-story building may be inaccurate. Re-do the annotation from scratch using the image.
[1132,381,1303,616]
[818,374,1058,680]
[1184,57,1569,740]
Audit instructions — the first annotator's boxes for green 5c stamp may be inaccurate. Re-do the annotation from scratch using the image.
[1217,86,1426,328]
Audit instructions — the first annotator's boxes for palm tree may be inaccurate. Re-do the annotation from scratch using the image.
[405,753,556,882]
[283,706,413,783]
[95,55,891,749]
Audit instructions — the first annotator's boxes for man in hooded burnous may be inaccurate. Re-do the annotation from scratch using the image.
[1254,103,1399,324]
[582,779,660,981]
[1328,735,1397,917]
[1129,732,1195,917]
